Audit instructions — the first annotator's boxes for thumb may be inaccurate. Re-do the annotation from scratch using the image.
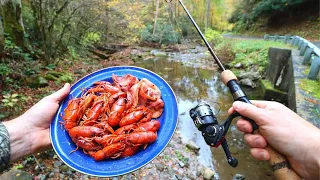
[46,83,71,103]
[233,101,266,125]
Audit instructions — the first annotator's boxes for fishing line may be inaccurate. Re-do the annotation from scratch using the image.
[162,0,195,101]
[163,0,220,115]
[163,0,202,101]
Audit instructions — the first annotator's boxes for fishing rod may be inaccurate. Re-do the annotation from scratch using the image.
[169,0,301,179]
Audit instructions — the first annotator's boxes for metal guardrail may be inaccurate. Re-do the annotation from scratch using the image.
[264,34,320,80]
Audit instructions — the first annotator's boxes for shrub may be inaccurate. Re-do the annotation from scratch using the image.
[81,32,101,46]
[214,41,235,63]
[0,64,12,77]
[1,93,29,113]
[204,28,223,46]
[140,23,181,45]
[229,0,316,32]
[140,24,161,43]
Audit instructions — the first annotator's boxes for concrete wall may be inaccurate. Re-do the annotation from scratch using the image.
[266,48,292,92]
[265,48,296,111]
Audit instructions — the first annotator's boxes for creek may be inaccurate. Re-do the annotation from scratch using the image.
[134,46,274,179]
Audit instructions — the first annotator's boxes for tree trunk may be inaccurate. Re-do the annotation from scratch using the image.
[0,18,5,53]
[1,0,25,47]
[153,0,160,35]
[105,1,109,42]
[205,0,210,29]
[177,0,179,18]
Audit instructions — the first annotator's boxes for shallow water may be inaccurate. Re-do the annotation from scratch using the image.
[134,47,274,179]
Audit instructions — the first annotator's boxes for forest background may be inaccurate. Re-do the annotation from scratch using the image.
[0,0,319,179]
[0,0,319,122]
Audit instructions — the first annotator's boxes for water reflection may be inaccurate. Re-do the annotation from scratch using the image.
[134,48,274,179]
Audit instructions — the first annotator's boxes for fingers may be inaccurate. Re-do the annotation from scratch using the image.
[230,101,271,161]
[242,132,269,161]
[250,148,270,161]
[46,83,71,103]
[248,100,269,109]
[232,101,267,125]
[243,133,267,148]
[236,119,253,133]
[228,100,270,115]
[228,107,235,115]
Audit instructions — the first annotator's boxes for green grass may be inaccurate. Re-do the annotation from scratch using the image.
[223,39,292,73]
[303,68,310,76]
[299,68,320,99]
[175,151,189,164]
[233,40,291,66]
[299,79,320,99]
[261,79,287,94]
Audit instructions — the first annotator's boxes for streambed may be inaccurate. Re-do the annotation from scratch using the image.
[134,46,274,180]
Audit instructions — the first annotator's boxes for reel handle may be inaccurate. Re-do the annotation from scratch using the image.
[221,70,301,180]
[190,105,241,168]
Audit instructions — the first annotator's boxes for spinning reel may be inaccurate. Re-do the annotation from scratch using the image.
[189,102,241,168]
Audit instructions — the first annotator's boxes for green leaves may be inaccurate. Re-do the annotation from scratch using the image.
[81,32,101,46]
[45,64,56,71]
[230,0,310,30]
[0,64,12,77]
[175,151,189,164]
[57,73,73,84]
[229,39,291,72]
[1,93,29,109]
[204,28,223,46]
[15,164,24,169]
[140,23,181,45]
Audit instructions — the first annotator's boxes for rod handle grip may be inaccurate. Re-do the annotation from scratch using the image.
[263,136,301,180]
[221,70,301,180]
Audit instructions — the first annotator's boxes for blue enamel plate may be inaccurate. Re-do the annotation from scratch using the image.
[50,66,178,177]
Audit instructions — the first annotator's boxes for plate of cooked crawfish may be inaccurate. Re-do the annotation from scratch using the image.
[50,66,178,177]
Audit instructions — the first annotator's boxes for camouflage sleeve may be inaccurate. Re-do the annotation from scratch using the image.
[0,122,10,173]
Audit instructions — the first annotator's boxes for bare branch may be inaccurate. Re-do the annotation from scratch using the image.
[48,0,70,31]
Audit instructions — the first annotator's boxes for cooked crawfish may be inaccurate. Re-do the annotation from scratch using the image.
[108,92,126,108]
[139,78,161,100]
[119,107,152,127]
[69,126,104,139]
[63,98,83,131]
[88,142,126,161]
[126,131,157,145]
[108,97,126,127]
[128,81,143,110]
[95,81,121,95]
[121,145,140,158]
[115,124,138,135]
[94,134,127,147]
[87,81,121,95]
[94,117,115,135]
[63,74,164,162]
[112,74,139,92]
[145,98,164,118]
[136,120,161,133]
[81,96,106,126]
[71,137,101,151]
[78,94,95,118]
[126,91,133,110]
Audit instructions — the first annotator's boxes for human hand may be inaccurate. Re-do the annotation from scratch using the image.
[228,100,320,179]
[3,83,70,162]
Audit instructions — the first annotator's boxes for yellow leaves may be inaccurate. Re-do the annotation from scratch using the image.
[210,0,236,31]
[107,1,121,8]
[109,0,146,30]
